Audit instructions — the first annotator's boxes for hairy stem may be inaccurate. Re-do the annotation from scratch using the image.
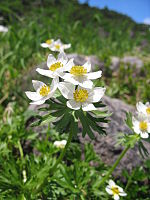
[98,145,130,188]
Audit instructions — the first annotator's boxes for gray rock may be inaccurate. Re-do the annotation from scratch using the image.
[121,56,143,69]
[79,96,150,177]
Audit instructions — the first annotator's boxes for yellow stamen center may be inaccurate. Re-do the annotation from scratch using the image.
[139,121,148,131]
[74,89,88,102]
[55,44,60,49]
[146,107,150,115]
[39,85,50,96]
[70,66,87,76]
[46,39,52,44]
[49,62,63,71]
[111,187,119,195]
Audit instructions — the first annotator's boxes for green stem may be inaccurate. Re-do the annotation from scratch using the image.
[18,140,24,160]
[98,145,130,188]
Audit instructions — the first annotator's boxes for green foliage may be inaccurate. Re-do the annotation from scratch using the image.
[31,95,109,139]
[122,160,150,200]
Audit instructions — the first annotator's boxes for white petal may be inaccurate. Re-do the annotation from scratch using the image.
[32,80,45,91]
[63,43,71,49]
[136,102,146,114]
[58,52,68,64]
[147,123,150,133]
[140,132,149,138]
[86,71,102,80]
[105,187,113,195]
[55,39,61,44]
[67,100,81,110]
[83,61,91,72]
[119,192,127,196]
[36,68,55,78]
[47,54,56,67]
[78,79,93,89]
[51,77,59,92]
[25,92,41,101]
[88,87,105,102]
[114,194,120,200]
[64,59,74,71]
[40,43,49,48]
[61,140,67,145]
[146,102,150,107]
[132,118,141,134]
[117,186,123,193]
[58,82,75,99]
[63,74,79,85]
[30,99,46,105]
[109,180,116,187]
[82,103,96,111]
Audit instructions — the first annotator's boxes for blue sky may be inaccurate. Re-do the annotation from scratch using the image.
[79,0,150,24]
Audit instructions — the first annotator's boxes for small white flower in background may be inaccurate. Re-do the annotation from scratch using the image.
[36,52,73,79]
[132,116,150,138]
[22,170,27,183]
[49,39,71,52]
[58,82,105,111]
[106,180,127,200]
[136,101,150,118]
[54,140,67,149]
[25,78,58,105]
[0,25,8,33]
[40,39,54,48]
[61,60,102,89]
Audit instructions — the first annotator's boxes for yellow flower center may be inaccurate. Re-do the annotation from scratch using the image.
[111,187,119,195]
[139,121,148,131]
[70,66,87,76]
[55,44,60,49]
[74,89,88,102]
[146,107,150,115]
[49,62,63,71]
[46,39,52,44]
[39,85,50,96]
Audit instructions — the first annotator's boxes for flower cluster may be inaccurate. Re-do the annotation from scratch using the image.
[26,51,105,112]
[41,38,71,52]
[132,102,150,138]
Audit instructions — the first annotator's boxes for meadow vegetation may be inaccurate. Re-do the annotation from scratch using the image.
[0,0,150,199]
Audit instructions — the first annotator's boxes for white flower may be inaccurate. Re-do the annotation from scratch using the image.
[25,78,58,105]
[58,82,105,111]
[49,39,71,52]
[132,116,150,138]
[136,101,150,118]
[40,39,54,48]
[106,180,127,200]
[0,25,8,33]
[36,52,73,79]
[54,140,67,149]
[61,61,102,89]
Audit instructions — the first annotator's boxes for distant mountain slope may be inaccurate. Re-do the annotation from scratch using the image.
[0,0,150,58]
